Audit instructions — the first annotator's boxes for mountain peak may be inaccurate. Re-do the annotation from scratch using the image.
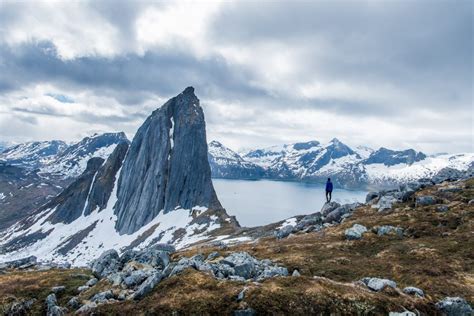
[182,86,195,95]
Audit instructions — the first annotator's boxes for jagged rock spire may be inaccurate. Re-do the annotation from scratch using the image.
[114,87,222,235]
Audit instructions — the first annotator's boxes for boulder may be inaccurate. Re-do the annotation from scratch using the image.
[90,290,114,303]
[4,299,36,316]
[132,271,163,300]
[375,196,397,212]
[403,286,424,297]
[122,270,148,288]
[295,214,322,231]
[435,297,473,316]
[274,225,294,239]
[345,224,367,240]
[45,294,67,316]
[416,195,436,206]
[321,202,341,216]
[91,249,121,279]
[433,168,463,184]
[107,272,125,286]
[361,277,397,291]
[77,286,89,293]
[377,225,403,237]
[221,252,258,279]
[256,266,288,281]
[67,297,81,310]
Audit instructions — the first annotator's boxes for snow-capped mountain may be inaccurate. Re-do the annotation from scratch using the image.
[210,139,474,188]
[0,87,238,265]
[0,140,68,169]
[0,132,129,179]
[208,141,266,179]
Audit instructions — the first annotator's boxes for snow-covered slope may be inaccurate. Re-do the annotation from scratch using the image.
[0,140,68,169]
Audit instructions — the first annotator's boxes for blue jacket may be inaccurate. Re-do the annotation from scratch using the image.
[326,181,333,192]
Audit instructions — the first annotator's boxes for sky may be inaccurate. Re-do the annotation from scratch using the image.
[0,0,472,154]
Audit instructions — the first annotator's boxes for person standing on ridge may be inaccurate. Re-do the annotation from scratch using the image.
[325,178,333,203]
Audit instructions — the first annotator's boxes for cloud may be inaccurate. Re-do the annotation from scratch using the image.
[0,0,472,154]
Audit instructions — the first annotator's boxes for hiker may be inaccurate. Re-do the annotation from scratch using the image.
[325,178,333,203]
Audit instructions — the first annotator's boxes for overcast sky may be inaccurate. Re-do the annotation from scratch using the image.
[0,0,472,154]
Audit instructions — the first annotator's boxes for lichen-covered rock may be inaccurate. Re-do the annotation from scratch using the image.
[435,297,473,315]
[75,302,97,314]
[403,286,424,297]
[345,224,367,240]
[51,286,66,293]
[67,297,81,310]
[122,270,148,288]
[114,87,222,234]
[91,249,121,279]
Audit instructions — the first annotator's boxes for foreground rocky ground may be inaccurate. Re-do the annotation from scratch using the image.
[0,177,473,315]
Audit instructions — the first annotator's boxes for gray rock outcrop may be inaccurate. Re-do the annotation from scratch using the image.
[114,87,222,234]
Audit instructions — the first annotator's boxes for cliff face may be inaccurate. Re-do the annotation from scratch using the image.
[114,87,222,235]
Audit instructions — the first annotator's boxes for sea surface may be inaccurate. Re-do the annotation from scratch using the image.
[212,179,367,227]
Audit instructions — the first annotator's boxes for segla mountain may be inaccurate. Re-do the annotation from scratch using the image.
[208,140,474,189]
[0,87,238,266]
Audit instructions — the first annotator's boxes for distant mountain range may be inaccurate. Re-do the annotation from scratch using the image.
[208,139,474,189]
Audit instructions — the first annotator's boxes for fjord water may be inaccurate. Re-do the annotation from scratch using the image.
[212,179,367,227]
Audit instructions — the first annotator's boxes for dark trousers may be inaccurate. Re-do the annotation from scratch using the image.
[326,191,332,202]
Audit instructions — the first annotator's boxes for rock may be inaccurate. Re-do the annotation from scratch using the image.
[323,203,359,223]
[468,199,474,205]
[85,278,98,287]
[375,195,397,212]
[416,195,437,206]
[151,243,176,253]
[345,224,368,240]
[77,286,89,293]
[114,87,222,234]
[435,297,473,316]
[436,205,449,212]
[292,270,301,277]
[206,251,220,261]
[2,256,37,269]
[388,312,416,316]
[67,297,81,310]
[433,167,464,184]
[107,272,125,286]
[75,302,97,314]
[133,248,170,269]
[169,257,198,276]
[4,298,36,315]
[123,270,148,288]
[90,290,114,303]
[321,202,341,216]
[233,308,256,316]
[221,252,257,279]
[295,213,322,231]
[45,294,67,316]
[274,225,294,239]
[132,271,163,300]
[51,286,66,293]
[91,249,121,279]
[403,286,424,297]
[361,277,397,291]
[377,225,403,237]
[366,191,379,203]
[56,262,71,269]
[256,266,288,281]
